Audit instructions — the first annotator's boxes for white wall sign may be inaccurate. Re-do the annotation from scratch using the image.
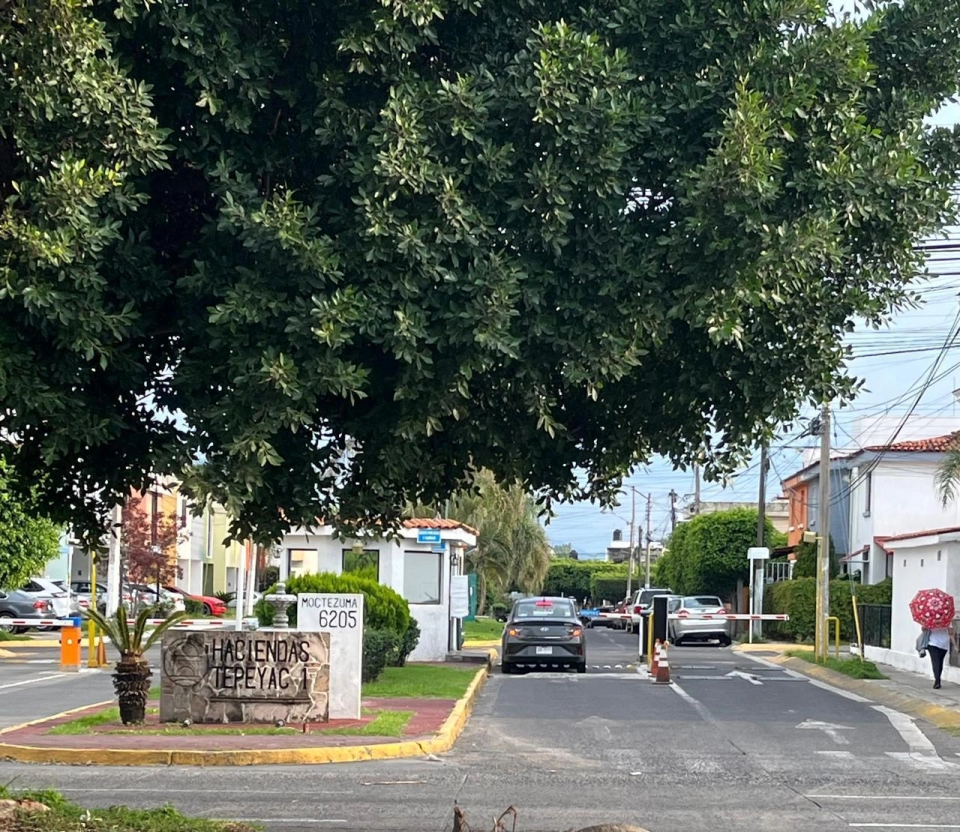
[450,575,470,619]
[296,593,364,719]
[747,547,771,560]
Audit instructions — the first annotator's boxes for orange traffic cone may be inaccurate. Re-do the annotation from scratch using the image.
[96,635,107,667]
[650,639,661,677]
[654,640,671,684]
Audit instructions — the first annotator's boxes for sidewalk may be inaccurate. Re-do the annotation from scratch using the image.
[0,666,488,766]
[738,644,960,734]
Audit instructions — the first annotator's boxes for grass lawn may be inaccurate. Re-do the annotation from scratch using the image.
[320,710,413,737]
[462,618,503,641]
[362,664,478,699]
[0,629,31,642]
[0,788,257,832]
[786,650,886,680]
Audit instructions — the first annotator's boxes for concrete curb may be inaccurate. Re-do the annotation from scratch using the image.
[731,642,798,654]
[772,656,960,733]
[0,666,490,767]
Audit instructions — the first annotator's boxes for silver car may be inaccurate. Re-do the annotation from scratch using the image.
[668,595,732,646]
[0,580,71,634]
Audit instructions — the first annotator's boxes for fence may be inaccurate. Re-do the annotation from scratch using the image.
[764,561,793,584]
[857,603,892,648]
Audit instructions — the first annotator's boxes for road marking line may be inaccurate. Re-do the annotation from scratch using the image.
[740,653,874,701]
[808,795,960,801]
[797,720,854,745]
[670,681,716,726]
[849,824,960,828]
[885,752,960,771]
[873,706,937,754]
[675,675,731,680]
[0,673,68,691]
[727,670,762,685]
[816,751,856,759]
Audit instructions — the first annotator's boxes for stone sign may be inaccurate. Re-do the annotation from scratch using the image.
[296,593,363,719]
[160,630,330,724]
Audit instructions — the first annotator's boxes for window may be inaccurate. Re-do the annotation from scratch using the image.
[403,552,442,604]
[513,598,577,618]
[863,472,872,517]
[288,548,315,578]
[342,549,379,581]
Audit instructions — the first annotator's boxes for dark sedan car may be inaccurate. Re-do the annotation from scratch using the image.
[501,597,586,674]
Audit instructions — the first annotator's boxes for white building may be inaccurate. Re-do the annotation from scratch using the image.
[861,527,960,684]
[846,433,960,584]
[278,518,477,662]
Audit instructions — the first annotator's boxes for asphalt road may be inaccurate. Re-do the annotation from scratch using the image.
[3,632,960,831]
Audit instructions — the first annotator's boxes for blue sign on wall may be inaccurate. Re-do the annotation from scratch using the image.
[417,529,442,544]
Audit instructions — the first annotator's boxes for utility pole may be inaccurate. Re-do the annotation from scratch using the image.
[669,489,678,533]
[626,488,636,599]
[816,403,832,662]
[752,443,769,640]
[645,492,653,588]
[693,463,701,515]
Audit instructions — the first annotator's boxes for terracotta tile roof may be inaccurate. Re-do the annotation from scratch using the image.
[403,518,479,536]
[875,527,960,547]
[864,432,960,453]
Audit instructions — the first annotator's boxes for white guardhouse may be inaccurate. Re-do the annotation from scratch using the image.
[278,519,477,661]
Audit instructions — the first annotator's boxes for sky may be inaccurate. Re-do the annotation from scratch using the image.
[544,92,960,555]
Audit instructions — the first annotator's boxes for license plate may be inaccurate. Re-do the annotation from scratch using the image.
[535,646,553,655]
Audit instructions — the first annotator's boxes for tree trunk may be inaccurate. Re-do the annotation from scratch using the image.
[476,570,487,616]
[113,658,152,724]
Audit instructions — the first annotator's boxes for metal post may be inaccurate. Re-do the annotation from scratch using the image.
[754,444,768,641]
[669,490,678,533]
[817,403,832,662]
[693,463,701,515]
[234,540,248,631]
[645,492,652,588]
[627,488,636,599]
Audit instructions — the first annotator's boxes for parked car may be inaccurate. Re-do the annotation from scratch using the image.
[585,604,621,628]
[500,597,586,674]
[0,580,70,634]
[126,584,186,613]
[668,595,732,647]
[227,590,261,609]
[163,586,227,616]
[629,586,675,633]
[65,580,108,613]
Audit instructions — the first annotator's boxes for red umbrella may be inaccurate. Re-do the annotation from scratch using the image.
[909,589,956,630]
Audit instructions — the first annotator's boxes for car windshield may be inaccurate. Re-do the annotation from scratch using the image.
[513,599,576,619]
[638,589,670,606]
[685,596,723,609]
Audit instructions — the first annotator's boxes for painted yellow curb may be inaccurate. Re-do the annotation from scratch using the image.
[0,639,61,649]
[461,639,500,649]
[732,642,798,654]
[774,656,960,732]
[0,648,15,658]
[0,666,490,767]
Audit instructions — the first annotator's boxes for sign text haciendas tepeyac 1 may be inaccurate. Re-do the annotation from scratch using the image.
[297,593,364,719]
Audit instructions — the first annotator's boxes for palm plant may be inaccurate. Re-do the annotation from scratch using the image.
[936,445,960,507]
[85,603,188,724]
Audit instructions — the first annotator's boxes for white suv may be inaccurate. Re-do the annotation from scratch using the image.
[629,587,674,633]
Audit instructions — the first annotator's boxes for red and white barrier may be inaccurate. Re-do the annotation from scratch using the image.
[668,613,789,621]
[1,618,237,628]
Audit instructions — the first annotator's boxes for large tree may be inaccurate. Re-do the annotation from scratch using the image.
[0,458,61,590]
[2,0,959,544]
[119,495,182,595]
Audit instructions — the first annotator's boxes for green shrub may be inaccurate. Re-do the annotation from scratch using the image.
[392,618,421,667]
[184,598,205,616]
[766,577,894,641]
[214,590,236,604]
[363,629,400,683]
[255,572,411,637]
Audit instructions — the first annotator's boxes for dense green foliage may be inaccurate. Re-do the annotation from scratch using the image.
[256,572,411,636]
[3,1,959,545]
[654,509,784,599]
[590,574,630,604]
[362,629,400,683]
[792,538,839,579]
[542,560,627,602]
[0,459,62,590]
[765,577,893,641]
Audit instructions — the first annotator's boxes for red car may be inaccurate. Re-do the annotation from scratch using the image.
[164,587,227,616]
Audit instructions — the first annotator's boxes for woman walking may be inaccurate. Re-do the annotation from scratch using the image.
[926,627,950,689]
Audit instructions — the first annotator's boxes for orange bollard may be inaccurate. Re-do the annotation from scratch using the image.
[60,620,82,672]
[654,640,671,684]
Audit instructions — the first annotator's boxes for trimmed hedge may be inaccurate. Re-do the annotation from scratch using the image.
[590,575,629,604]
[363,629,400,682]
[255,572,411,637]
[542,560,627,602]
[765,578,893,641]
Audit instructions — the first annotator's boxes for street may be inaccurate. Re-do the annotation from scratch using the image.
[3,631,960,831]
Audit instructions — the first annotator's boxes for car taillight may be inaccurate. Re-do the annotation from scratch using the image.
[634,605,641,614]
[677,609,689,617]
[32,600,49,610]
[716,608,726,615]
